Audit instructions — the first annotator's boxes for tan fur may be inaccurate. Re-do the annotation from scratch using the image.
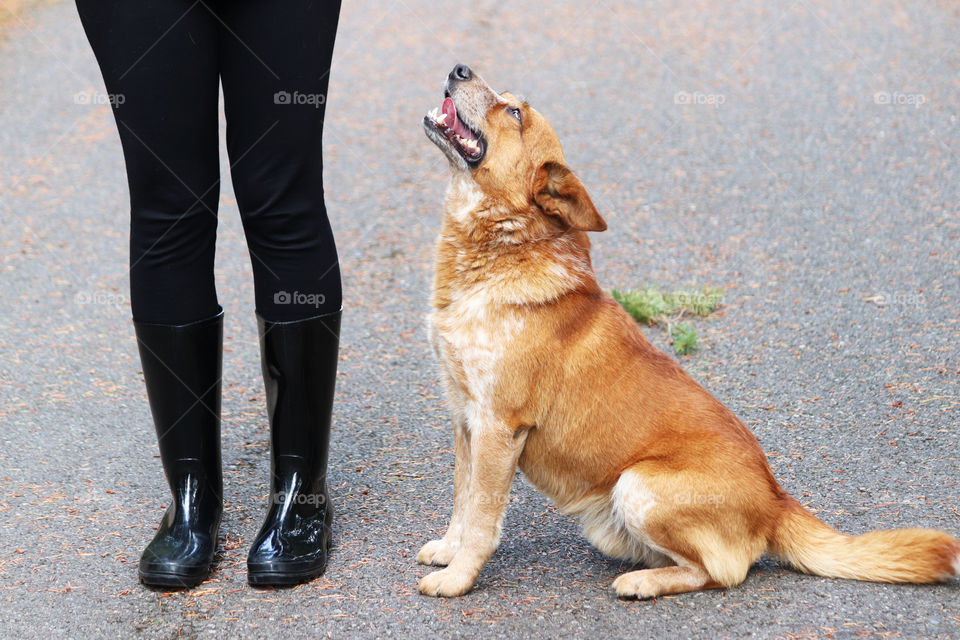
[416,66,960,598]
[772,498,960,583]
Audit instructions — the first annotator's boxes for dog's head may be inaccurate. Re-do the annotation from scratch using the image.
[423,64,606,236]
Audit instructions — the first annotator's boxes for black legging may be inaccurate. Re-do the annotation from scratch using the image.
[76,0,343,324]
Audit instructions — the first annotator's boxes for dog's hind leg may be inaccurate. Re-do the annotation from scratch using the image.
[610,466,760,599]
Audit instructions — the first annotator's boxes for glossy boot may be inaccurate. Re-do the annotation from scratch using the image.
[134,309,223,588]
[247,310,340,586]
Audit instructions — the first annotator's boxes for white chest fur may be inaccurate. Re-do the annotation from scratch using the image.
[428,286,524,425]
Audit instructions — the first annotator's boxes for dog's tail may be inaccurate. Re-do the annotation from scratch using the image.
[770,497,960,583]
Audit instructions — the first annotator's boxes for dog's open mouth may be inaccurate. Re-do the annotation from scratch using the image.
[424,95,485,164]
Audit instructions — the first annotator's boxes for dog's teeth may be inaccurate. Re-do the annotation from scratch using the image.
[436,113,447,125]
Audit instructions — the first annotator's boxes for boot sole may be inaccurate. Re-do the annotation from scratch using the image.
[247,562,327,586]
[139,567,209,589]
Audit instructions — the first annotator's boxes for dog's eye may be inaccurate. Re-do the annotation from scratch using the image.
[507,106,522,123]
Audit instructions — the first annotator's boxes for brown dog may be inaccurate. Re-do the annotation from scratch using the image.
[417,63,960,598]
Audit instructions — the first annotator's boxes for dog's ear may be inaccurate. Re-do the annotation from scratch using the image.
[533,161,607,232]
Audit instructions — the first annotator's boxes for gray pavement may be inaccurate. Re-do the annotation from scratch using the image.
[1,0,959,638]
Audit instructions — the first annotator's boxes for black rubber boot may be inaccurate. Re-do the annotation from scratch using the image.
[133,309,223,589]
[247,310,340,586]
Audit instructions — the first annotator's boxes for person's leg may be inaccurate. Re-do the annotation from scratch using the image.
[76,0,222,325]
[218,0,343,321]
[215,0,343,585]
[76,0,223,588]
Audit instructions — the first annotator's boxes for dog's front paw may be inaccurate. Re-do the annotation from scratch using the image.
[416,539,459,566]
[417,568,475,597]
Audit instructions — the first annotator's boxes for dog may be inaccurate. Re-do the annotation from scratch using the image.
[417,63,960,599]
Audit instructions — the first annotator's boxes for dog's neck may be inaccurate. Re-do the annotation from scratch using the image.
[431,175,599,311]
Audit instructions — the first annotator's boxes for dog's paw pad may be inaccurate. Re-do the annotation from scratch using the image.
[416,539,458,566]
[417,568,474,597]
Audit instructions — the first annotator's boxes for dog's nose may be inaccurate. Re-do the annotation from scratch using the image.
[449,63,472,82]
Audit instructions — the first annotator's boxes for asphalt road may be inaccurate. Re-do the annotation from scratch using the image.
[1,0,959,638]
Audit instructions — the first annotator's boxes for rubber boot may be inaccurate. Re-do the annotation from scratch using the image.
[133,309,223,588]
[247,309,340,586]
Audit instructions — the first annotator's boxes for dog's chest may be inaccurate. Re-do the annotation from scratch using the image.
[428,287,522,400]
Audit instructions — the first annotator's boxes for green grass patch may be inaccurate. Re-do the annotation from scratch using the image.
[670,322,699,355]
[610,285,724,355]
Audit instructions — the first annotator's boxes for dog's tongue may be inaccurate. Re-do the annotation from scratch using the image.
[442,97,478,142]
[441,97,458,130]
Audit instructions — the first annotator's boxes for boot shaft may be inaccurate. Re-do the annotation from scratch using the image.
[257,310,340,499]
[134,309,224,494]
